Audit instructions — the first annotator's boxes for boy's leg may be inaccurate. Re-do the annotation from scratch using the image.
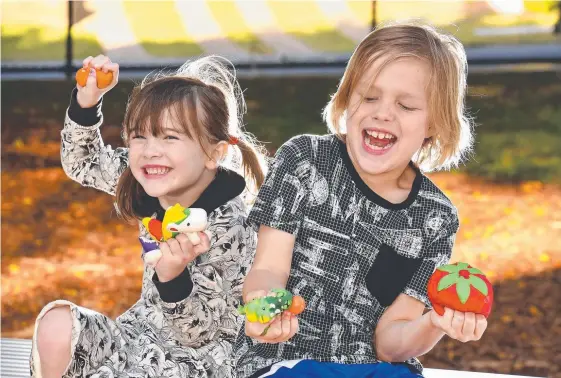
[255,360,423,378]
[371,362,424,377]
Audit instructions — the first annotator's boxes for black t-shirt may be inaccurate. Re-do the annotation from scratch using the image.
[234,134,459,377]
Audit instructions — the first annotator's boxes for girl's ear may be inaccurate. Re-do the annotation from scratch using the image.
[206,141,229,170]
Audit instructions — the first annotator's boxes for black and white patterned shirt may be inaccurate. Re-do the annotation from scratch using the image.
[234,134,459,377]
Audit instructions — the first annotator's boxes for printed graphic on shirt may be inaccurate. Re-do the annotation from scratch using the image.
[235,134,459,378]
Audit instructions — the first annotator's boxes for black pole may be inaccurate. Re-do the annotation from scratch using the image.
[371,0,377,31]
[65,0,74,79]
[554,1,561,35]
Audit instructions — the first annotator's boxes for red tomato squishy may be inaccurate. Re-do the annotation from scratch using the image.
[427,262,493,318]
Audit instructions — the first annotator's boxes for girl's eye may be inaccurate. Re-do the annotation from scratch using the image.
[399,103,417,111]
[164,135,179,140]
[364,97,378,102]
[131,134,145,139]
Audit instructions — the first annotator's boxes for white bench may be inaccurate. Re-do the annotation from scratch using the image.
[1,339,32,378]
[0,338,543,378]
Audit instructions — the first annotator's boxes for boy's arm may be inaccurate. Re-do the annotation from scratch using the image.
[374,293,444,361]
[241,136,313,301]
[242,225,295,303]
[61,88,129,196]
[374,213,486,361]
[374,294,487,362]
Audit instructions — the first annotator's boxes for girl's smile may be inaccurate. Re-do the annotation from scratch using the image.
[142,164,172,179]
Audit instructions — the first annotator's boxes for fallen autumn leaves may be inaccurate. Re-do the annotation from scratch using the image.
[2,164,560,377]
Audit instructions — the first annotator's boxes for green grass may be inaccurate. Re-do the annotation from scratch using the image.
[1,25,103,61]
[290,29,356,53]
[2,71,560,183]
[464,131,561,183]
[440,15,560,46]
[466,72,561,135]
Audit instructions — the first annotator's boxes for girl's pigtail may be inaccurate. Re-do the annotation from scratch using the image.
[235,133,267,194]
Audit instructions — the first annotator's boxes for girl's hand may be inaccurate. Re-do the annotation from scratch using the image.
[76,54,119,108]
[244,290,299,343]
[430,307,487,342]
[154,232,210,282]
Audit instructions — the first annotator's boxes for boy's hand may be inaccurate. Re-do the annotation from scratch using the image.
[154,232,210,282]
[244,290,299,343]
[76,55,119,108]
[430,307,487,342]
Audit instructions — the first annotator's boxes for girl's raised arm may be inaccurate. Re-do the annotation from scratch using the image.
[62,55,126,196]
[61,89,129,196]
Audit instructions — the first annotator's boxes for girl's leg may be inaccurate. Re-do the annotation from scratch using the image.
[35,306,73,378]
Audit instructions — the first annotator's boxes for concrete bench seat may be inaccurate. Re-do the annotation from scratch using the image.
[0,338,543,378]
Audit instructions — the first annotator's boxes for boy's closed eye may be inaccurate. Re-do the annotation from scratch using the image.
[398,103,418,111]
[364,97,418,111]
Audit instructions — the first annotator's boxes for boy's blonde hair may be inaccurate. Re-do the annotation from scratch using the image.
[323,21,474,171]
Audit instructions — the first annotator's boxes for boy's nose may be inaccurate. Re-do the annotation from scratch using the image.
[372,100,395,122]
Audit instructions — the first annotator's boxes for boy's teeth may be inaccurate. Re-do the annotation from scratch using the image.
[364,134,394,150]
[365,130,395,139]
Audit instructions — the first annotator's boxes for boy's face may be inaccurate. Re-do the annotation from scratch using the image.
[345,57,431,177]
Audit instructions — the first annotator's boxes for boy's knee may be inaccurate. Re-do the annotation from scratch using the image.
[37,306,72,352]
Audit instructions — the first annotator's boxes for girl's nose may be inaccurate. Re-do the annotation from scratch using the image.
[142,138,164,158]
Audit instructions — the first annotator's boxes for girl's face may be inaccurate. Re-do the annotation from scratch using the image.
[128,110,225,207]
[345,57,431,178]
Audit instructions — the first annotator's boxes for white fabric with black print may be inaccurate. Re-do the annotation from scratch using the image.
[30,95,256,378]
[234,134,459,378]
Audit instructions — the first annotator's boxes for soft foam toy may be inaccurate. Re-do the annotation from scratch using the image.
[427,262,494,318]
[138,204,209,266]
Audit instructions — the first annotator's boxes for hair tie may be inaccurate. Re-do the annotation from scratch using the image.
[228,136,239,145]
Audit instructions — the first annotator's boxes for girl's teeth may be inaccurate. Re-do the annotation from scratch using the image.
[146,167,169,175]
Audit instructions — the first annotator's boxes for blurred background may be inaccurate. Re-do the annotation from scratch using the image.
[2,1,561,377]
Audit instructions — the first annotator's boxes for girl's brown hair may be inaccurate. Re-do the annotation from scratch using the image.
[323,21,474,171]
[115,56,267,221]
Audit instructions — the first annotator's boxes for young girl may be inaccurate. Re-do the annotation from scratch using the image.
[234,23,487,378]
[31,55,266,378]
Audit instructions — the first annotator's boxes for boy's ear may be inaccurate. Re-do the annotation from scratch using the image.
[206,141,229,170]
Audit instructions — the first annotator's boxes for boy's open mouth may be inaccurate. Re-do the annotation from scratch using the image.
[363,129,397,151]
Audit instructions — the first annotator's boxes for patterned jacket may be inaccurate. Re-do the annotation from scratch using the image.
[60,89,256,377]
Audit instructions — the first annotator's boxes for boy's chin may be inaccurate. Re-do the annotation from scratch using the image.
[355,154,393,175]
[357,162,391,176]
